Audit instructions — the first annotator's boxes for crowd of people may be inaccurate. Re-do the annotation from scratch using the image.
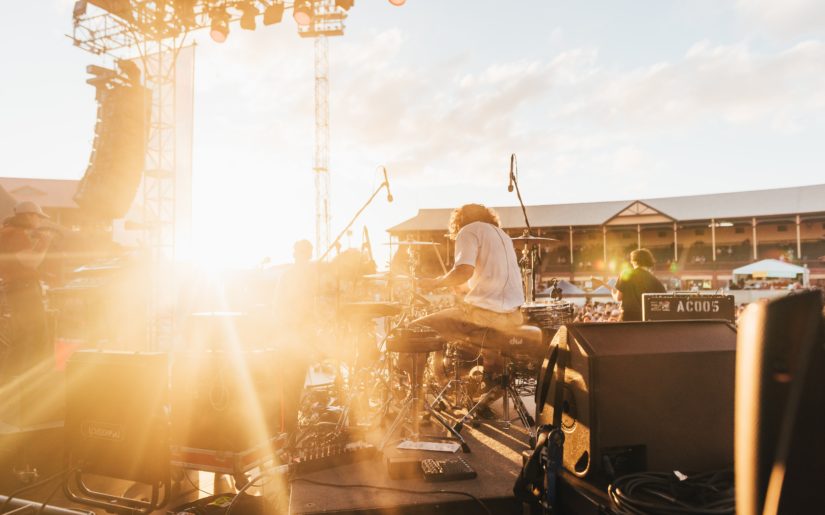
[570,301,623,323]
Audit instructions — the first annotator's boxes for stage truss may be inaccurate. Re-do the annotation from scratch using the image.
[70,0,349,348]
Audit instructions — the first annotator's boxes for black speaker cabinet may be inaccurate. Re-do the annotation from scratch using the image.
[65,350,169,484]
[170,349,288,452]
[537,321,736,478]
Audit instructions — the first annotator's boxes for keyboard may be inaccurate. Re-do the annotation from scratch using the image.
[420,457,477,482]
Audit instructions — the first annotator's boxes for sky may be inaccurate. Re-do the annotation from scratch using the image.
[2,0,825,267]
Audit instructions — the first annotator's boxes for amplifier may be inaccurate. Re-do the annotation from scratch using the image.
[643,293,736,323]
[170,349,288,453]
[65,350,169,484]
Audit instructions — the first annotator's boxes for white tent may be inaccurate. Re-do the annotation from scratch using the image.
[592,277,617,295]
[732,259,809,286]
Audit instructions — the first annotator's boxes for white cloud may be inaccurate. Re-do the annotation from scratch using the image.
[737,0,825,36]
[320,29,825,195]
[573,40,825,130]
[189,23,825,227]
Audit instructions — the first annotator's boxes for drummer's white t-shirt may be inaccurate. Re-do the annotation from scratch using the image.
[453,221,525,313]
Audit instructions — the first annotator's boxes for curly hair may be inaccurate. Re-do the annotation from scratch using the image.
[630,248,656,268]
[448,204,501,238]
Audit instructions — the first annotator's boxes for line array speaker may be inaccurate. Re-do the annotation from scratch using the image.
[74,82,150,219]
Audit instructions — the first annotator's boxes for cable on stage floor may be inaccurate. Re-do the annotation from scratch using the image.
[0,469,66,515]
[607,468,734,515]
[291,476,493,515]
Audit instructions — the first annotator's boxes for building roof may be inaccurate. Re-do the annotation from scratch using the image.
[0,178,79,209]
[389,184,825,232]
[0,185,18,220]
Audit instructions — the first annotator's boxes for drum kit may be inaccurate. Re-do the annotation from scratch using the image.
[298,234,573,453]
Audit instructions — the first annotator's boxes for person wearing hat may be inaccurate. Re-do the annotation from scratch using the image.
[0,201,55,375]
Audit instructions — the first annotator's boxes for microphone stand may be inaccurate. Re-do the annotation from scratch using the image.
[316,176,391,435]
[319,179,391,263]
[509,154,539,302]
[510,154,532,234]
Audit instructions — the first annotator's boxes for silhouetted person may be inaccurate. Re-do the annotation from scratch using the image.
[608,248,666,321]
[273,239,316,438]
[0,202,55,377]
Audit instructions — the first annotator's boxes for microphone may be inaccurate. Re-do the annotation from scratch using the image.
[508,153,515,192]
[382,167,394,202]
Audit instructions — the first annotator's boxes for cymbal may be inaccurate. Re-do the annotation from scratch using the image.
[340,301,403,318]
[511,235,559,242]
[361,272,411,281]
[385,241,442,246]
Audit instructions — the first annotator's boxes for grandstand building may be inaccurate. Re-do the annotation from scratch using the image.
[388,184,825,289]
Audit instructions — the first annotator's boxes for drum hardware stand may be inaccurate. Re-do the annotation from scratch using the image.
[508,153,542,302]
[500,357,538,446]
[309,173,393,440]
[430,343,481,414]
[453,352,537,446]
[334,234,438,440]
[519,238,543,304]
[333,314,407,437]
[379,342,470,453]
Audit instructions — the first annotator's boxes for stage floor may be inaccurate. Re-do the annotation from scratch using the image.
[289,396,534,515]
[1,395,539,515]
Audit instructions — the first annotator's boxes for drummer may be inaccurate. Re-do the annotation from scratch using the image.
[416,203,525,355]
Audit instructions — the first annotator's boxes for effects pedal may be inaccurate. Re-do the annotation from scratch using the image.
[420,457,477,482]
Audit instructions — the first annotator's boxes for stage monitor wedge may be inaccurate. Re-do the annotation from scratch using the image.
[735,290,825,515]
[538,320,737,479]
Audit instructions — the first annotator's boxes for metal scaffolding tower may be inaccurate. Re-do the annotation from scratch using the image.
[300,0,348,258]
[72,3,189,349]
[141,39,179,349]
[314,35,331,256]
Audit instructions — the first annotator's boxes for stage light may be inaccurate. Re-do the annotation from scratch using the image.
[210,11,230,43]
[174,0,196,26]
[263,2,285,25]
[239,2,258,30]
[293,0,313,26]
[335,0,354,10]
[388,0,405,5]
[73,0,87,20]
